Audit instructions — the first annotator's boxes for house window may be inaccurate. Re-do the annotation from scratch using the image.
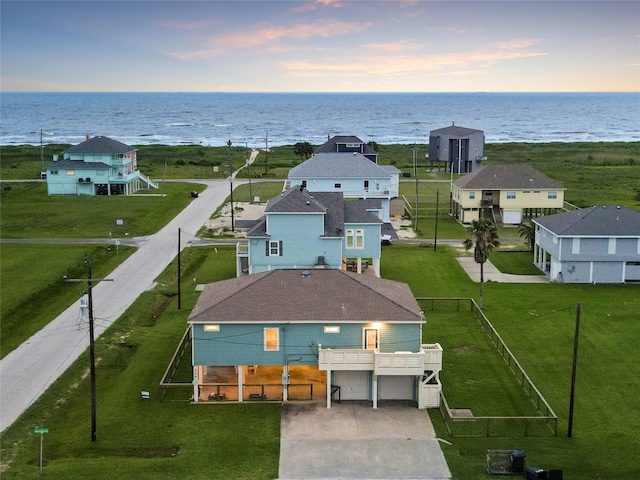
[266,240,282,256]
[364,180,369,192]
[469,191,476,200]
[334,183,342,189]
[346,229,354,249]
[608,238,616,255]
[572,238,580,254]
[50,170,58,175]
[204,325,220,332]
[548,191,558,200]
[324,326,340,333]
[355,229,364,249]
[506,191,516,200]
[301,180,307,188]
[66,170,75,176]
[264,328,279,351]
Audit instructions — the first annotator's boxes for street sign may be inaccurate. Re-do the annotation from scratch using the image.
[34,427,49,434]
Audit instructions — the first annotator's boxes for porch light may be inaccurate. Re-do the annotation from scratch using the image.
[204,325,220,332]
[372,322,382,329]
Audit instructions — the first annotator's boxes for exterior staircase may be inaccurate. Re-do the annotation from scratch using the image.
[492,204,503,225]
[139,172,158,189]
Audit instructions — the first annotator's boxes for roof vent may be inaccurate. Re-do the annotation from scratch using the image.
[301,270,311,278]
[306,201,310,205]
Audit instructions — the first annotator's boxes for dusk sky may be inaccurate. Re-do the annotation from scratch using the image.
[1,0,638,92]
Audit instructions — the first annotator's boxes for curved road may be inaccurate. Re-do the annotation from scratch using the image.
[0,180,233,433]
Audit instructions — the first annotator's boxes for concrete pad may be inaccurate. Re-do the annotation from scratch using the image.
[457,257,549,283]
[278,401,451,480]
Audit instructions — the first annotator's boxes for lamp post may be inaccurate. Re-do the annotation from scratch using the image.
[227,140,234,232]
[64,260,112,442]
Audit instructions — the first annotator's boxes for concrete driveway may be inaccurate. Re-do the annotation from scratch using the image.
[278,401,451,480]
[457,257,549,283]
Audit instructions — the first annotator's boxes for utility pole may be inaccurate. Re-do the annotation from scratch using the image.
[414,149,419,231]
[265,130,269,174]
[568,302,581,438]
[227,140,235,232]
[434,190,439,252]
[65,261,112,442]
[178,228,181,310]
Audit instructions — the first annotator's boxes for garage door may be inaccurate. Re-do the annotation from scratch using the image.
[334,371,369,400]
[502,210,522,225]
[378,376,414,400]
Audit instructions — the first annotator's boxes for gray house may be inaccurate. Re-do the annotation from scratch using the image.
[428,124,485,173]
[314,135,378,163]
[532,205,640,283]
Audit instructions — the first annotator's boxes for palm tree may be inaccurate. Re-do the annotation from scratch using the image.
[463,218,500,308]
[517,221,536,253]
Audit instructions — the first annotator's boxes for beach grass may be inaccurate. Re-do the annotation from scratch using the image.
[2,142,639,211]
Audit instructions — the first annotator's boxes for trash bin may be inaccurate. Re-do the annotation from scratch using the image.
[510,450,526,473]
[525,466,548,480]
[191,191,199,198]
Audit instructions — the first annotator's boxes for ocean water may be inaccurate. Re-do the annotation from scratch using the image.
[1,92,638,147]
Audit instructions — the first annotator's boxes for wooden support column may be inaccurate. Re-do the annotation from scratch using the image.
[326,369,332,409]
[237,365,244,402]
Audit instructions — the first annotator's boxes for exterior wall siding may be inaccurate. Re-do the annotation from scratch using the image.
[342,223,382,259]
[192,322,422,366]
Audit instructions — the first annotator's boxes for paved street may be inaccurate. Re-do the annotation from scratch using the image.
[0,180,231,433]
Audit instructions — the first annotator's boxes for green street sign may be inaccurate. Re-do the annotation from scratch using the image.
[34,427,49,434]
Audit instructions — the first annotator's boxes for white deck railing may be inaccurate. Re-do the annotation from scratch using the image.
[318,344,442,375]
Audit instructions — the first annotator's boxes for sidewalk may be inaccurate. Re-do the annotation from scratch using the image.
[0,180,231,433]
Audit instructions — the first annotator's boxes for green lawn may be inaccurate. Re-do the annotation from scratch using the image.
[0,244,136,358]
[0,182,205,238]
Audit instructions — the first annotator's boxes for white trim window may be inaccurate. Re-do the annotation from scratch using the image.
[266,240,283,256]
[506,191,516,200]
[469,191,476,200]
[346,229,354,249]
[548,191,558,200]
[264,328,279,351]
[355,229,364,249]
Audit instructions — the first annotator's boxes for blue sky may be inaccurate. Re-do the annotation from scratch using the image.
[1,0,638,92]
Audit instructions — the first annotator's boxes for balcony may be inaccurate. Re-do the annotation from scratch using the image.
[318,343,442,375]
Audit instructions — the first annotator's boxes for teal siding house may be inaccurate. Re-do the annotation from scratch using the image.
[188,269,443,408]
[46,135,157,196]
[238,186,384,277]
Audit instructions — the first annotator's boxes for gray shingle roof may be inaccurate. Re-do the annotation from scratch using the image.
[533,205,640,236]
[314,135,378,156]
[250,188,379,238]
[430,124,484,137]
[188,269,422,323]
[64,136,135,155]
[289,153,391,179]
[344,199,383,224]
[453,164,565,190]
[47,160,110,170]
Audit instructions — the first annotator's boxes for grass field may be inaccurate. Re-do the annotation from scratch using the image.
[0,244,136,358]
[1,244,638,479]
[0,182,205,238]
[1,141,639,478]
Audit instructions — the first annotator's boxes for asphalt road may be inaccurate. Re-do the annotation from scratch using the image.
[0,180,231,433]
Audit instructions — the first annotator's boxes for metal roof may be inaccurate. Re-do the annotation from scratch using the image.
[430,124,484,137]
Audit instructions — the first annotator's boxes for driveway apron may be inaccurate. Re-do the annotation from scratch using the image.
[278,401,451,480]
